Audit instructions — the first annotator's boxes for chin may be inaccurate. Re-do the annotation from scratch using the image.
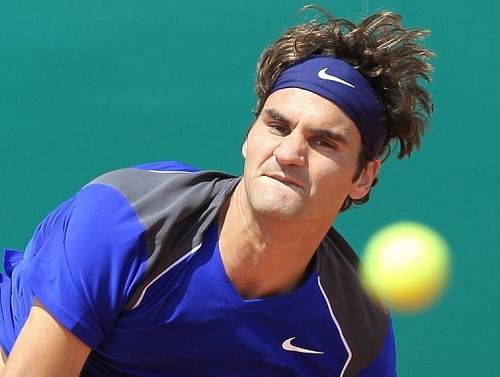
[249,190,306,219]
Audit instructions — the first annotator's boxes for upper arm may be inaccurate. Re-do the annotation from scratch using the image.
[21,183,148,349]
[0,348,6,375]
[2,181,149,376]
[2,300,91,377]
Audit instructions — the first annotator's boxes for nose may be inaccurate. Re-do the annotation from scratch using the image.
[273,133,306,166]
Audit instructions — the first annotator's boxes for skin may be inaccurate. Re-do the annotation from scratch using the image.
[1,87,380,375]
[219,88,380,298]
[0,300,91,377]
[0,349,4,374]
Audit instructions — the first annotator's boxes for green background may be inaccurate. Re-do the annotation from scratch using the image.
[1,1,498,375]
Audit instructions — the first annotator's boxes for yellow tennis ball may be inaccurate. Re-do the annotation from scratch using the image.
[361,222,450,312]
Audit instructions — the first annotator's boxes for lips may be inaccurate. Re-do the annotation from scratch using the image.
[264,172,304,189]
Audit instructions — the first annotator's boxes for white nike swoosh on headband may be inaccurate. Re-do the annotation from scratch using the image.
[317,68,355,88]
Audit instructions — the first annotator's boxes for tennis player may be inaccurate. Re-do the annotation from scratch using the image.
[0,7,433,377]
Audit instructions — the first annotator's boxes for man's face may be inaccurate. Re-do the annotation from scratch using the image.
[242,88,379,224]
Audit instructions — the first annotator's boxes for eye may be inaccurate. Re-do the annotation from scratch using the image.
[268,123,290,136]
[310,137,337,150]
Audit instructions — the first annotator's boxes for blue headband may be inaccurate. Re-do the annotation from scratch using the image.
[270,56,386,157]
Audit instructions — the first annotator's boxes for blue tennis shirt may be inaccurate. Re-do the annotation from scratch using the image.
[0,161,396,376]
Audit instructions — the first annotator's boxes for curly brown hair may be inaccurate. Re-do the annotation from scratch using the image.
[254,6,434,211]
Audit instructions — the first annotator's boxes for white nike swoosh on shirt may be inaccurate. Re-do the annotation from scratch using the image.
[281,337,324,355]
[317,68,355,88]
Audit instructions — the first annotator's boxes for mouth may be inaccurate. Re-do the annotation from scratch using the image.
[263,172,304,190]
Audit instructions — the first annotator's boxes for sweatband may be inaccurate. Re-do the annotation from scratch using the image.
[270,55,386,157]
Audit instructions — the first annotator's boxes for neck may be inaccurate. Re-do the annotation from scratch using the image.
[218,181,333,299]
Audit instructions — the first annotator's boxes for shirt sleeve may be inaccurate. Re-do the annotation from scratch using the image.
[22,183,148,348]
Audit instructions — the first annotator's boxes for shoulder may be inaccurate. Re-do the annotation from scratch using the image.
[89,160,238,206]
[87,161,241,310]
[85,161,239,243]
[89,160,200,196]
[318,228,395,376]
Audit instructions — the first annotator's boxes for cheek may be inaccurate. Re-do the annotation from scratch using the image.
[310,168,335,194]
[308,163,352,197]
[245,130,277,163]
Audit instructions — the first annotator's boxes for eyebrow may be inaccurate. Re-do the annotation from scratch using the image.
[263,107,351,147]
[263,108,291,126]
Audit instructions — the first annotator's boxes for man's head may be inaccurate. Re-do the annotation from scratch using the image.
[242,86,380,225]
[252,7,434,211]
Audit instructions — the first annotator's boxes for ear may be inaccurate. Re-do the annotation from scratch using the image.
[242,139,248,159]
[349,159,381,200]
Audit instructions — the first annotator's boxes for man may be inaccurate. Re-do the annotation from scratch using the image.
[0,7,433,377]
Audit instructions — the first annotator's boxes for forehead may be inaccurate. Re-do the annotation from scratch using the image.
[262,88,361,139]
